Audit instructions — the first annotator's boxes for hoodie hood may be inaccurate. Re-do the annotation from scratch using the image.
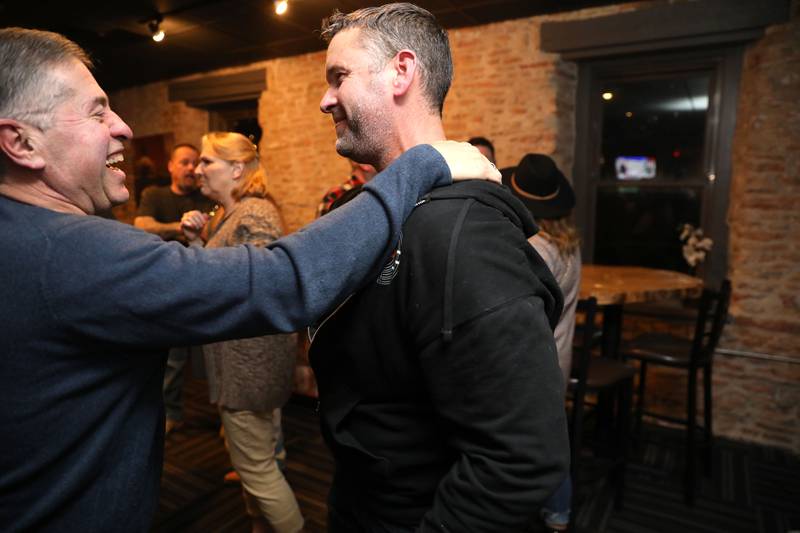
[422,179,540,239]
[413,179,562,342]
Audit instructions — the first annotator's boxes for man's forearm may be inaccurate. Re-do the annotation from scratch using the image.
[48,145,453,347]
[133,217,182,240]
[258,144,453,330]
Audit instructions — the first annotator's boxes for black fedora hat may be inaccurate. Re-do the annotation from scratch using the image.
[501,153,575,219]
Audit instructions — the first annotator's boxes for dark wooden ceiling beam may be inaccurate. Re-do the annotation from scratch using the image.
[168,69,267,106]
[541,0,791,59]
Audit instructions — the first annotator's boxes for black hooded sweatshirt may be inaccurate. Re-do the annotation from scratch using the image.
[309,179,569,532]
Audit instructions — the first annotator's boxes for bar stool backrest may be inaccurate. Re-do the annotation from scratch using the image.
[569,297,598,472]
[691,279,732,365]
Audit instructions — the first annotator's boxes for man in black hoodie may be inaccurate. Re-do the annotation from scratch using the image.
[310,3,570,531]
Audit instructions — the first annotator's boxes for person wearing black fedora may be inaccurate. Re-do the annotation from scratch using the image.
[501,153,576,220]
[504,153,581,531]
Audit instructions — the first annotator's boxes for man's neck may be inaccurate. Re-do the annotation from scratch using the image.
[170,183,189,196]
[0,180,86,215]
[376,114,446,172]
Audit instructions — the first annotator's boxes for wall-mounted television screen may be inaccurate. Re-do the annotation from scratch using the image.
[615,156,656,180]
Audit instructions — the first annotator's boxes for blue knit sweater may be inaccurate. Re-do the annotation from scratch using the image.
[0,145,450,532]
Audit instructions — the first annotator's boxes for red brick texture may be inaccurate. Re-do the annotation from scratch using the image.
[723,0,800,451]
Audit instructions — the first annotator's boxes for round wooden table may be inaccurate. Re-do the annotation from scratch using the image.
[579,265,703,357]
[580,265,703,305]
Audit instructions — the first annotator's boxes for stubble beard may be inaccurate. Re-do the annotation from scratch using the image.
[176,175,198,195]
[335,95,391,169]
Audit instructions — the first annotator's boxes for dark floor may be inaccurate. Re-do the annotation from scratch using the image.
[152,376,800,533]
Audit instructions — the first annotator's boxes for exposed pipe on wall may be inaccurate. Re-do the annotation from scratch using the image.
[717,347,799,365]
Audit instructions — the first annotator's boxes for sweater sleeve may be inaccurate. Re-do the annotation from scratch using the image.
[223,200,283,248]
[43,144,451,347]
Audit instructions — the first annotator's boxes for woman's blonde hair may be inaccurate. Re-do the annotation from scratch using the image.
[536,215,580,259]
[201,131,271,202]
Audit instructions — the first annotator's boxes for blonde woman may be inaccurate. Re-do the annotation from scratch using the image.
[503,153,580,532]
[181,132,303,533]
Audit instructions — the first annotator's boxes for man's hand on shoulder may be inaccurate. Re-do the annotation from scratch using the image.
[431,141,501,184]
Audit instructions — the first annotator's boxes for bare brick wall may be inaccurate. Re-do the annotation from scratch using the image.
[729,1,800,358]
[720,0,800,450]
[259,51,345,230]
[108,1,800,452]
[445,19,577,181]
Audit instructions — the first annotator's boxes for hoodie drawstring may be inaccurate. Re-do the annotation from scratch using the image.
[441,199,474,343]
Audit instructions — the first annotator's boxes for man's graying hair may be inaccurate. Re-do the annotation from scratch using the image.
[320,2,453,116]
[0,27,92,131]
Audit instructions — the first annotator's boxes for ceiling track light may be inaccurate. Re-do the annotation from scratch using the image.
[275,0,288,16]
[147,15,165,42]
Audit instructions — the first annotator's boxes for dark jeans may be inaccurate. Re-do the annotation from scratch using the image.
[541,475,572,528]
[163,346,203,421]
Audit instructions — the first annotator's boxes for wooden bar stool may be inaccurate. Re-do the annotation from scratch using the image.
[569,297,636,512]
[621,279,731,505]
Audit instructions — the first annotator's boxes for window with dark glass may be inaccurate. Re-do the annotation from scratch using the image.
[594,73,711,272]
[572,46,741,285]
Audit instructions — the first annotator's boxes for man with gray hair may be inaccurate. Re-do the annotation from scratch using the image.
[309,3,569,531]
[0,27,497,532]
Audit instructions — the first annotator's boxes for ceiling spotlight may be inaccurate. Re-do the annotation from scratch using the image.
[602,91,613,101]
[148,16,165,42]
[275,0,288,15]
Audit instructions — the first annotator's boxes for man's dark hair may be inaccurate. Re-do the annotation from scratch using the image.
[468,137,495,157]
[320,2,452,116]
[170,143,199,160]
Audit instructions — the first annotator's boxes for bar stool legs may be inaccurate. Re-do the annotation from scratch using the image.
[634,360,716,506]
[703,365,714,476]
[685,365,698,505]
[614,375,633,510]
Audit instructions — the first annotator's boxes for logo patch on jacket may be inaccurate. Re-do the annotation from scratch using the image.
[377,234,402,285]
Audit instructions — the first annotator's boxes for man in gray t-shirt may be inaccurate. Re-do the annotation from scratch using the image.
[134,143,214,434]
[135,144,213,244]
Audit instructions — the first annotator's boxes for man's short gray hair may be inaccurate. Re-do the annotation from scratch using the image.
[0,27,93,131]
[320,2,453,116]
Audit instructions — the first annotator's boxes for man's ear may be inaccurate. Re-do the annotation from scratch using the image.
[390,50,417,97]
[0,120,46,170]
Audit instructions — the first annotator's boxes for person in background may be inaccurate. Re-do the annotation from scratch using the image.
[181,132,303,533]
[317,159,377,217]
[503,153,581,532]
[134,143,213,243]
[134,143,215,436]
[132,155,162,206]
[0,26,499,532]
[311,4,568,531]
[468,136,496,165]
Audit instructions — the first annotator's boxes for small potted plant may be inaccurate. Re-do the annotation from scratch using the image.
[679,223,713,276]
